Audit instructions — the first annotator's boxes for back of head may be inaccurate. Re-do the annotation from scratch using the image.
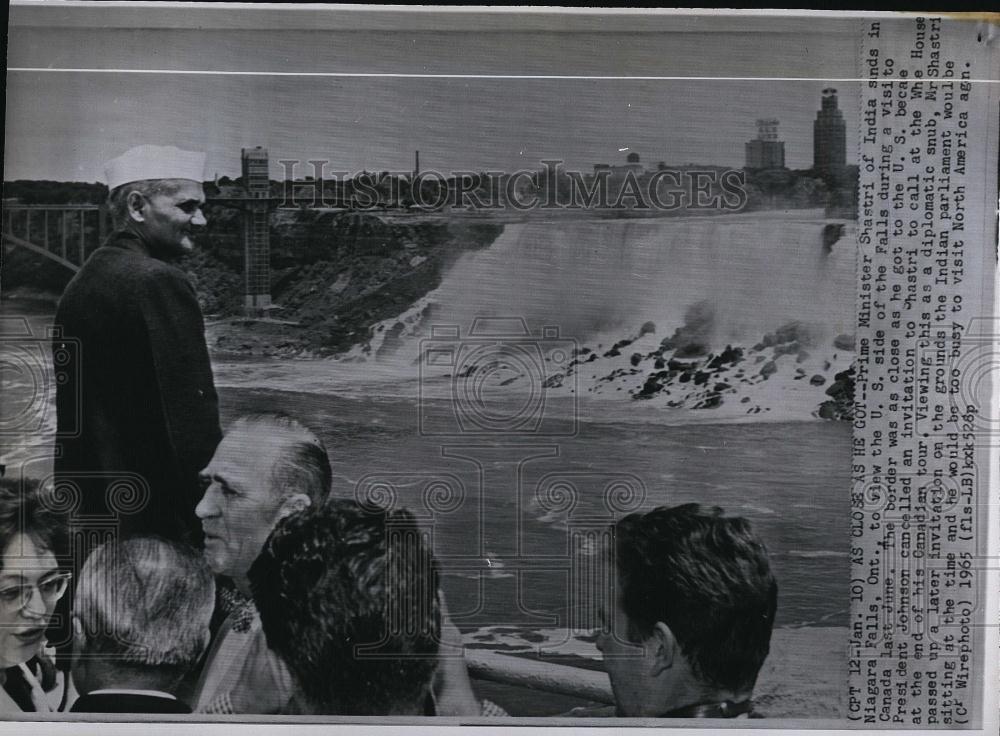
[613,504,777,694]
[0,478,66,566]
[74,537,215,671]
[249,499,440,715]
[231,413,332,506]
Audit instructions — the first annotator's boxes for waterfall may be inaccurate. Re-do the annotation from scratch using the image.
[365,211,855,364]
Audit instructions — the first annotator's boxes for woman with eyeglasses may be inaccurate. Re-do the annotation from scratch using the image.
[0,478,70,713]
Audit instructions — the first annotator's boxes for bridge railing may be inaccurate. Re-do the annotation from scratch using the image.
[2,204,108,270]
[465,649,614,706]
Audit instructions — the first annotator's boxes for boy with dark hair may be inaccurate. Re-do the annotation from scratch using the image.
[598,503,777,718]
[249,499,443,715]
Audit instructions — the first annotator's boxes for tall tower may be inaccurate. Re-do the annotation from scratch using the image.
[813,88,846,173]
[745,118,785,169]
[241,147,271,315]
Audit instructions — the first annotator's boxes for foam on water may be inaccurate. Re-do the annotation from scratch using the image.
[327,210,857,422]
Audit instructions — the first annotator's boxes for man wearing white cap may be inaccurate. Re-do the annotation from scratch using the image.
[53,145,222,545]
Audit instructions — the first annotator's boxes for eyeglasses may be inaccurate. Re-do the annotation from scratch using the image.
[0,572,72,614]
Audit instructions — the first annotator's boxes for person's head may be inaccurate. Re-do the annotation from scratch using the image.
[104,144,208,258]
[107,179,206,257]
[249,499,441,715]
[71,536,215,695]
[196,413,332,582]
[597,504,777,717]
[0,478,68,669]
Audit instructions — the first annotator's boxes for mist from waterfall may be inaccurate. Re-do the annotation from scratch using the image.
[368,211,855,364]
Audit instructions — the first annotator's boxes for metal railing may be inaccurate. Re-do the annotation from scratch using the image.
[465,649,614,704]
[2,204,107,272]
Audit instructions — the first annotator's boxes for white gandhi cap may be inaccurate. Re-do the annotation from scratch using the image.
[104,144,207,190]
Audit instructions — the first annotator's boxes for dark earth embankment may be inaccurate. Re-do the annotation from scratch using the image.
[2,202,503,357]
[194,208,503,356]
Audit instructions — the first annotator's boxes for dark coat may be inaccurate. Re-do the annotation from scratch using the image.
[53,232,222,544]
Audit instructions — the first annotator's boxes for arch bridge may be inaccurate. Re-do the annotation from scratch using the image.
[2,204,108,273]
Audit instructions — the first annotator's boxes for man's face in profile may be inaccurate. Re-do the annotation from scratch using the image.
[138,178,206,258]
[196,424,289,579]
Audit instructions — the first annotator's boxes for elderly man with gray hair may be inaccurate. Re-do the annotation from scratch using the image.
[70,537,215,713]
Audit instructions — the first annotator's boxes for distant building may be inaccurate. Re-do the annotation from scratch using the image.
[745,118,785,169]
[241,146,270,199]
[240,146,271,314]
[619,152,644,175]
[593,152,645,177]
[813,88,846,173]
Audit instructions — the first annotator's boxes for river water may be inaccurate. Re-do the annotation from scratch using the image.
[2,297,848,632]
[1,210,852,714]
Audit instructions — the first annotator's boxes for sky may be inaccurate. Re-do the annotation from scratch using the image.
[5,9,861,182]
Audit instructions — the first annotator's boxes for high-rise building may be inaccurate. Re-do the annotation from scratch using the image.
[813,88,847,173]
[745,118,785,169]
[240,147,271,314]
[241,146,270,197]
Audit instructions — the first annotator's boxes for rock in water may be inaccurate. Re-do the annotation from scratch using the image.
[815,365,856,420]
[822,223,845,253]
[817,403,838,419]
[707,345,743,369]
[833,333,855,351]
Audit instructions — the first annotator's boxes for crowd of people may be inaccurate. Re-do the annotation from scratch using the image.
[0,145,778,718]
